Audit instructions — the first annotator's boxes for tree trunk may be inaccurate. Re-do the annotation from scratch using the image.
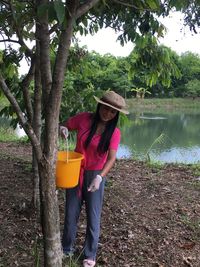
[32,34,42,211]
[32,153,40,211]
[38,158,62,266]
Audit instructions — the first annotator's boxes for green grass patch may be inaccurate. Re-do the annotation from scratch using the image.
[190,164,200,177]
[146,160,164,170]
[0,127,19,142]
[0,126,28,143]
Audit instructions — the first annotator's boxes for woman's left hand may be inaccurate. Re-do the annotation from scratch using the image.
[88,175,102,192]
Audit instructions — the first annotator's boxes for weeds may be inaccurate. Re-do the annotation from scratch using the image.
[144,133,174,163]
[63,249,84,267]
[32,236,41,267]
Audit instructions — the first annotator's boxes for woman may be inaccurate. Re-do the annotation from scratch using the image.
[60,90,129,267]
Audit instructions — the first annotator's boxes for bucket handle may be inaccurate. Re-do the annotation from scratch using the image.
[65,138,69,163]
[60,126,69,163]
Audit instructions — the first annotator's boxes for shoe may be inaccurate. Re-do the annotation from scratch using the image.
[83,259,96,267]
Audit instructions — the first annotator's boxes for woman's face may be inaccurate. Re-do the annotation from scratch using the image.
[99,104,118,122]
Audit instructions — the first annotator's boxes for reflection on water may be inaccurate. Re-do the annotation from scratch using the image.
[117,111,200,164]
[150,146,200,164]
[139,116,167,120]
[117,144,132,159]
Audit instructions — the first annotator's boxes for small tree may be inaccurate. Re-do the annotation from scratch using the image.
[131,87,151,99]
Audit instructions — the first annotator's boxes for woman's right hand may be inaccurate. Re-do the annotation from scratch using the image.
[60,126,69,139]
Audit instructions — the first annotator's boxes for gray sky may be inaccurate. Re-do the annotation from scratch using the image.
[78,12,200,57]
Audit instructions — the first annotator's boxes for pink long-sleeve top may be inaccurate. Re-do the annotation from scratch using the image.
[64,112,121,170]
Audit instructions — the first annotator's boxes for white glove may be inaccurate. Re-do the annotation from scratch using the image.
[88,175,102,192]
[60,126,69,139]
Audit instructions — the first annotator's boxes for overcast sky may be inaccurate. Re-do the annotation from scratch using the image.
[77,12,200,57]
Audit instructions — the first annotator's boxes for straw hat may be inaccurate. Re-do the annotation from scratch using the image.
[94,90,129,114]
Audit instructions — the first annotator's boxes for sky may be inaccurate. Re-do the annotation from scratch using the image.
[77,12,200,57]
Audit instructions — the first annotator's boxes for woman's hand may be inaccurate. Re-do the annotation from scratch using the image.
[88,175,102,192]
[60,126,68,139]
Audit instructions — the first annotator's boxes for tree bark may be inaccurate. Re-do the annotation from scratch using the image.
[38,158,62,267]
[32,34,42,211]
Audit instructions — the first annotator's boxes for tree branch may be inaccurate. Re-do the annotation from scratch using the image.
[112,0,158,11]
[8,0,33,58]
[43,1,78,158]
[49,23,59,35]
[76,0,100,19]
[0,73,42,161]
[0,39,21,44]
[20,56,35,122]
[36,0,52,106]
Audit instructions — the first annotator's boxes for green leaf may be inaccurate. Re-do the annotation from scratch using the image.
[82,17,88,27]
[146,0,159,10]
[7,64,17,78]
[37,3,48,18]
[48,2,57,23]
[54,1,65,24]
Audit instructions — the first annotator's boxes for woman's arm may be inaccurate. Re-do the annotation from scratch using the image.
[100,149,117,178]
[88,149,117,192]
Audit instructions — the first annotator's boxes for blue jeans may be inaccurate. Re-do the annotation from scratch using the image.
[62,170,105,260]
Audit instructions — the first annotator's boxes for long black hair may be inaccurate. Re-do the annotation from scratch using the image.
[84,103,119,154]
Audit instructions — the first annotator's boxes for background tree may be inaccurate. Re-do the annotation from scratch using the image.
[128,36,181,91]
[172,52,200,97]
[185,79,200,99]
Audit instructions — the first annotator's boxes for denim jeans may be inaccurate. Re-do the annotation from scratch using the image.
[62,170,105,260]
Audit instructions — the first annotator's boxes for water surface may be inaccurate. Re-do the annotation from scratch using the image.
[117,111,200,164]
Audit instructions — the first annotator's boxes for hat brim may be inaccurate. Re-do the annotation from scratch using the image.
[94,96,129,115]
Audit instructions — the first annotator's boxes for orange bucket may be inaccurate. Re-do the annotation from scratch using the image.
[56,151,84,188]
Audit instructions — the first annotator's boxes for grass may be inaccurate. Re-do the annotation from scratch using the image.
[0,126,29,143]
[146,160,164,170]
[0,127,19,142]
[190,164,200,177]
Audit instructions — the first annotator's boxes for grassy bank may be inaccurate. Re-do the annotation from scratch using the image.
[127,97,200,112]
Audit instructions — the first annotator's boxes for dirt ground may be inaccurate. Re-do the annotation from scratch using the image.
[1,141,200,267]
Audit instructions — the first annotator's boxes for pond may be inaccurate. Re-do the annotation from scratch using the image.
[1,110,200,164]
[117,111,200,164]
